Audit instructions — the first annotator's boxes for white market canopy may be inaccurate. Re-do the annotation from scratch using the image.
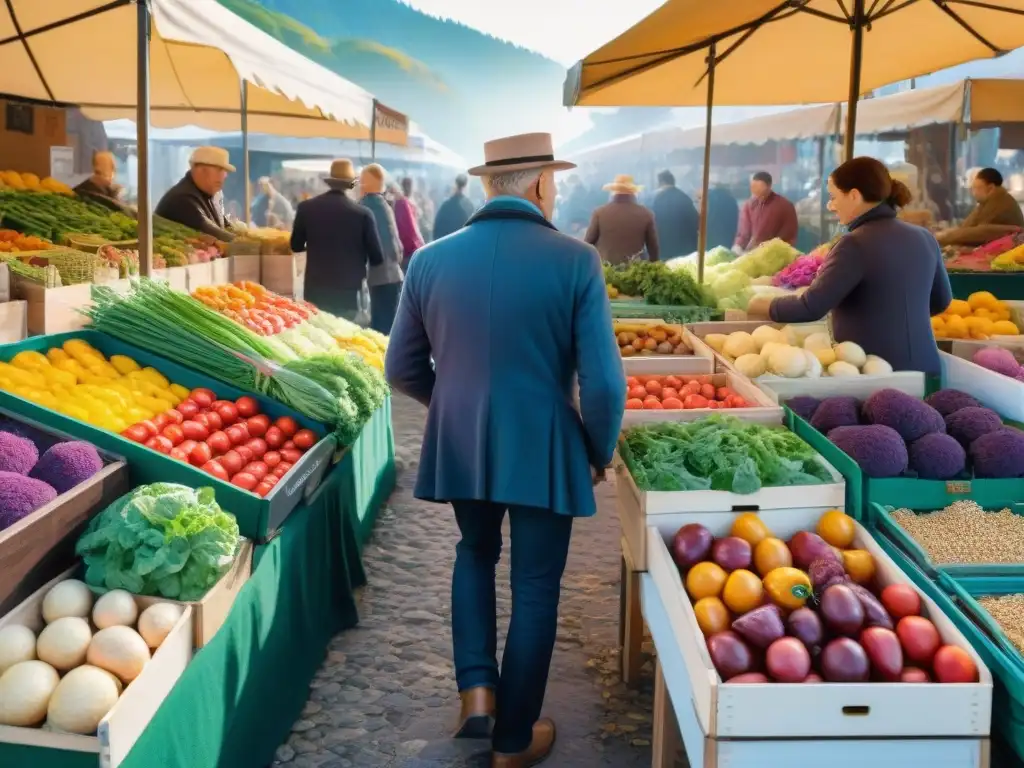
[569,78,1024,162]
[0,0,408,145]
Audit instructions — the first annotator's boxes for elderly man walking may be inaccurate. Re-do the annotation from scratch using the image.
[384,133,626,767]
[358,163,405,334]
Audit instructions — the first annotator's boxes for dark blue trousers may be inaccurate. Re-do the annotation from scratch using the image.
[450,501,573,753]
[370,282,402,334]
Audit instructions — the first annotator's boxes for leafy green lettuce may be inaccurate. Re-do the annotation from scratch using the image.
[76,483,241,601]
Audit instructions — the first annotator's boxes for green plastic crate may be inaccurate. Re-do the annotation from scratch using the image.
[871,500,1024,579]
[934,573,1024,761]
[0,330,337,542]
[788,412,864,520]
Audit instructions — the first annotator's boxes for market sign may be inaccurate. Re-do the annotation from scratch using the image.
[373,102,409,147]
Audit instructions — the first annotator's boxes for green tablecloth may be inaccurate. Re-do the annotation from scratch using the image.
[950,272,1024,300]
[0,401,396,768]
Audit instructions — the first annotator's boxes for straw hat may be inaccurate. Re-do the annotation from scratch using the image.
[324,159,357,188]
[467,132,575,176]
[603,175,642,194]
[189,146,235,173]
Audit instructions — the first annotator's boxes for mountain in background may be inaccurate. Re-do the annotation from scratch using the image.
[217,0,568,159]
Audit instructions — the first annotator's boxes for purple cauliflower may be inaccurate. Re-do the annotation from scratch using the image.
[863,389,945,442]
[0,472,57,530]
[828,424,909,478]
[908,432,967,480]
[969,428,1024,478]
[0,431,39,476]
[973,347,1022,378]
[786,396,821,423]
[29,441,103,495]
[924,388,980,417]
[944,406,1004,448]
[0,418,58,452]
[811,396,861,434]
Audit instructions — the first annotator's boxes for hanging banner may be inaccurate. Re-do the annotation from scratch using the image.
[374,103,409,147]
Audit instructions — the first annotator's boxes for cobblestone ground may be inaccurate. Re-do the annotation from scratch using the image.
[272,394,679,768]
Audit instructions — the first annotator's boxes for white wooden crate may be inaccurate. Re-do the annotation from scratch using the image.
[641,576,990,768]
[619,328,716,376]
[757,371,927,404]
[645,509,992,740]
[621,370,783,428]
[0,567,194,767]
[942,348,1024,423]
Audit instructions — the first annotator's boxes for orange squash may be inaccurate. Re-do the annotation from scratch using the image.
[686,562,727,601]
[753,537,793,576]
[693,596,731,636]
[842,549,876,585]
[817,509,856,549]
[730,512,772,547]
[762,567,812,610]
[722,569,764,614]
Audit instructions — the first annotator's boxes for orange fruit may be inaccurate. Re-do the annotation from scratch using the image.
[693,596,731,636]
[722,569,764,614]
[762,567,812,610]
[842,549,876,585]
[686,562,727,601]
[817,510,856,549]
[730,512,772,547]
[753,537,793,576]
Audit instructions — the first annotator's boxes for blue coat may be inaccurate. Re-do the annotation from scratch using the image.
[384,196,627,517]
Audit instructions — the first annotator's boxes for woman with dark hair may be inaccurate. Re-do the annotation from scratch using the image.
[747,156,953,374]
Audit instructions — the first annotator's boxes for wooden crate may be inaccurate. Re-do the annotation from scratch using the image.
[228,253,260,284]
[183,262,214,292]
[260,252,306,298]
[0,567,194,767]
[136,540,252,648]
[12,280,91,335]
[622,371,783,428]
[0,300,27,343]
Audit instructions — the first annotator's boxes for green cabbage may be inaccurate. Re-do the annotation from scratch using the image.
[76,483,241,601]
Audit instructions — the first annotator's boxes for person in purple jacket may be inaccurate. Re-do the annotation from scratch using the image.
[747,156,953,375]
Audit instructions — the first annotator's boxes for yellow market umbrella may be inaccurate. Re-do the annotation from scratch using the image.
[564,0,1024,278]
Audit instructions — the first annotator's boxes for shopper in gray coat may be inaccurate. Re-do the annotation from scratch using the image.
[359,163,405,334]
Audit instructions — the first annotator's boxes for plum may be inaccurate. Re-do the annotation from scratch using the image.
[860,627,903,681]
[789,531,839,570]
[820,584,865,637]
[732,604,784,649]
[706,631,754,680]
[766,638,812,683]
[671,524,713,571]
[821,638,870,682]
[712,536,753,572]
[786,607,825,651]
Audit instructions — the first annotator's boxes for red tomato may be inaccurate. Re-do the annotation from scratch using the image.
[231,472,259,491]
[627,385,647,400]
[263,475,279,487]
[273,462,292,478]
[896,616,941,666]
[210,399,233,410]
[642,400,663,410]
[190,442,213,466]
[707,400,721,409]
[644,380,663,396]
[716,387,735,401]
[661,397,684,410]
[202,460,230,482]
[225,425,248,446]
[700,383,716,400]
[626,376,639,389]
[246,415,270,438]
[145,435,173,454]
[235,445,255,464]
[263,451,282,467]
[176,400,200,419]
[244,461,269,480]
[660,387,679,401]
[205,411,223,431]
[122,424,150,443]
[192,412,211,429]
[292,429,316,451]
[274,416,298,438]
[189,388,215,409]
[161,409,184,425]
[219,450,244,476]
[280,448,303,464]
[728,395,749,408]
[264,426,285,449]
[215,402,239,426]
[932,646,978,683]
[282,440,296,451]
[246,438,268,458]
[235,396,259,418]
[153,413,171,431]
[181,420,209,442]
[683,394,709,410]
[161,424,185,446]
[169,447,191,462]
[880,584,921,619]
[625,398,644,410]
[139,419,159,438]
[206,430,231,455]
[255,481,275,498]
[664,375,682,390]
[179,440,198,455]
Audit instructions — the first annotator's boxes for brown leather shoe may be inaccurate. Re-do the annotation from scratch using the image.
[491,718,556,767]
[453,686,495,738]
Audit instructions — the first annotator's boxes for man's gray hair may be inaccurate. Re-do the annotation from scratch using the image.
[482,169,542,197]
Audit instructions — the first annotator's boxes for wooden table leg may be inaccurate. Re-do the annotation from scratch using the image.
[620,544,644,685]
[652,659,682,768]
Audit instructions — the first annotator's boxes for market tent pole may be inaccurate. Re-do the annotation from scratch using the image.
[844,0,866,163]
[242,79,251,225]
[137,0,153,277]
[696,41,716,285]
[370,99,378,161]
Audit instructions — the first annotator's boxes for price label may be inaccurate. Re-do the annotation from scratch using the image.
[946,480,972,495]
